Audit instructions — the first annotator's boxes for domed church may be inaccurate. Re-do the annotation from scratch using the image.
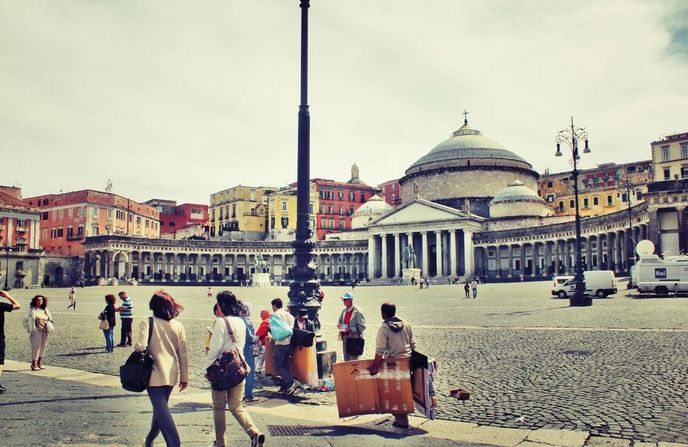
[400,118,539,217]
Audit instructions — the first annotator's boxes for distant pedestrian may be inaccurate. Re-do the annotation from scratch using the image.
[471,279,478,299]
[100,294,116,353]
[206,291,265,447]
[136,290,188,447]
[207,287,213,301]
[0,290,21,393]
[337,292,365,361]
[418,278,424,290]
[67,287,77,310]
[425,277,430,289]
[270,297,297,396]
[368,302,416,429]
[116,291,134,347]
[24,295,52,371]
[464,282,470,299]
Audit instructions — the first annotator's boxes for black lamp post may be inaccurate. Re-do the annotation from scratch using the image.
[3,246,11,291]
[287,0,322,327]
[556,117,592,307]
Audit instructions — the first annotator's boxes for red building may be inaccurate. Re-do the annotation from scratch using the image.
[378,178,402,207]
[0,186,41,253]
[157,203,209,238]
[314,164,381,240]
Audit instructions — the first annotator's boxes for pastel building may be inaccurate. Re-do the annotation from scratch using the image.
[25,190,160,256]
[209,185,277,237]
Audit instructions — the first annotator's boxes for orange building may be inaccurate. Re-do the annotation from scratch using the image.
[25,190,160,256]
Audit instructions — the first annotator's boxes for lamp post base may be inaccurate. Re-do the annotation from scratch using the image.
[569,296,593,307]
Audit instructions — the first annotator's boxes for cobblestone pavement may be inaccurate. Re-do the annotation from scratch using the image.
[2,281,687,443]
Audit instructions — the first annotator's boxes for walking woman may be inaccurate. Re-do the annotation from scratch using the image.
[239,301,259,403]
[135,291,188,447]
[100,294,116,352]
[206,291,265,447]
[24,295,53,371]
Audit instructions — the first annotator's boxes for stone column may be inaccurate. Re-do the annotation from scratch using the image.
[677,207,686,255]
[606,232,614,271]
[464,230,474,277]
[435,230,443,277]
[615,231,623,273]
[595,235,603,270]
[585,237,593,271]
[421,231,429,276]
[449,230,457,276]
[553,240,560,274]
[519,244,526,277]
[368,236,376,278]
[107,252,114,279]
[127,252,134,279]
[507,244,513,277]
[544,242,551,276]
[564,240,571,274]
[380,234,388,279]
[393,233,401,278]
[531,243,538,277]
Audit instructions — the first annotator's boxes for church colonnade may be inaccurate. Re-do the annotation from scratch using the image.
[367,228,474,279]
[84,247,368,284]
[475,224,648,279]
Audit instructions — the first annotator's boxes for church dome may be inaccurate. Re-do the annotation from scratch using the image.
[490,180,545,205]
[406,122,531,173]
[351,195,392,229]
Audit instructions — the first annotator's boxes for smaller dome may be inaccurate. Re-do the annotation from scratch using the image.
[351,195,393,229]
[490,179,545,205]
[353,195,392,216]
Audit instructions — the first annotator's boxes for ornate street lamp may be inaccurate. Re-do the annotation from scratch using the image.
[287,0,322,327]
[555,117,591,307]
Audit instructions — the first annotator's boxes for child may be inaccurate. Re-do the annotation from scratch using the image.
[253,309,271,373]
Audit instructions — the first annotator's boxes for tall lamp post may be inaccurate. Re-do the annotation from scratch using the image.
[556,117,591,307]
[287,0,322,326]
[3,246,11,291]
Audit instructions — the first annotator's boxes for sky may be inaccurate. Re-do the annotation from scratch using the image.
[1,0,688,205]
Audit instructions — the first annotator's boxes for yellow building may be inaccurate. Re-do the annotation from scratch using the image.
[267,184,319,241]
[209,185,277,236]
[651,131,688,181]
[538,161,652,218]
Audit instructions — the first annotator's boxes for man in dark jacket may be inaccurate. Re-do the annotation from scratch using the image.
[369,302,416,429]
[0,290,21,393]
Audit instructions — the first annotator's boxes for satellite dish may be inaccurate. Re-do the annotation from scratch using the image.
[636,240,655,256]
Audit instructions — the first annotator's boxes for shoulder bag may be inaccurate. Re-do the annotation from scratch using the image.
[345,337,365,357]
[269,313,293,341]
[290,328,315,347]
[119,317,155,392]
[98,311,109,330]
[206,317,249,391]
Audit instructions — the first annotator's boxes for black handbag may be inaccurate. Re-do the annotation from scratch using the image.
[290,328,315,347]
[119,317,154,393]
[345,337,365,356]
[206,317,249,391]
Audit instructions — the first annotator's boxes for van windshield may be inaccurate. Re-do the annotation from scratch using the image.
[556,278,571,285]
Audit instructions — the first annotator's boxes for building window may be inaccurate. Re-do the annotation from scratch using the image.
[338,191,344,200]
[547,181,553,188]
[607,195,613,206]
[662,146,670,161]
[593,196,599,206]
[328,205,333,214]
[569,200,574,208]
[348,206,354,215]
[682,145,688,159]
[583,198,589,208]
[622,193,628,203]
[338,206,343,215]
[682,166,688,178]
[360,193,366,202]
[41,212,48,220]
[558,201,564,211]
[281,201,287,212]
[349,192,355,201]
[339,220,345,230]
[57,227,64,238]
[664,168,671,180]
[636,191,642,200]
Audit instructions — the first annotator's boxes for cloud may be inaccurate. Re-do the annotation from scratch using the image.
[665,0,688,60]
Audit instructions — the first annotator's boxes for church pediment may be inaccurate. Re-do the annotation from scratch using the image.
[370,199,467,226]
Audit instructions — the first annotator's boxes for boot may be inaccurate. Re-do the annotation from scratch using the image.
[37,357,45,370]
[31,361,40,371]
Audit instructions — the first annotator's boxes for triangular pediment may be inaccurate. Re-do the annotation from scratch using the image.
[371,199,467,226]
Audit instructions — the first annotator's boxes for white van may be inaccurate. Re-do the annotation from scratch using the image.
[551,271,617,298]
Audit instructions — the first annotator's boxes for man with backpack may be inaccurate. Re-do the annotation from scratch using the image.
[269,298,297,396]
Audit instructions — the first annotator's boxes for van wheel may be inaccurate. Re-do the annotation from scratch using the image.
[557,291,567,299]
[595,290,607,298]
[655,286,669,296]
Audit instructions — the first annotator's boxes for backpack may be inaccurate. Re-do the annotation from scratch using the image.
[269,312,293,341]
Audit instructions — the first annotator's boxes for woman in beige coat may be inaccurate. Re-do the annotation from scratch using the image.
[135,291,188,447]
[24,295,53,371]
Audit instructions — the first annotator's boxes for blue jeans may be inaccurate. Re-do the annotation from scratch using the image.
[102,328,114,352]
[145,385,180,447]
[244,344,255,399]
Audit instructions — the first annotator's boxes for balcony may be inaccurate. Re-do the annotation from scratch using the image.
[66,233,84,241]
[15,225,28,232]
